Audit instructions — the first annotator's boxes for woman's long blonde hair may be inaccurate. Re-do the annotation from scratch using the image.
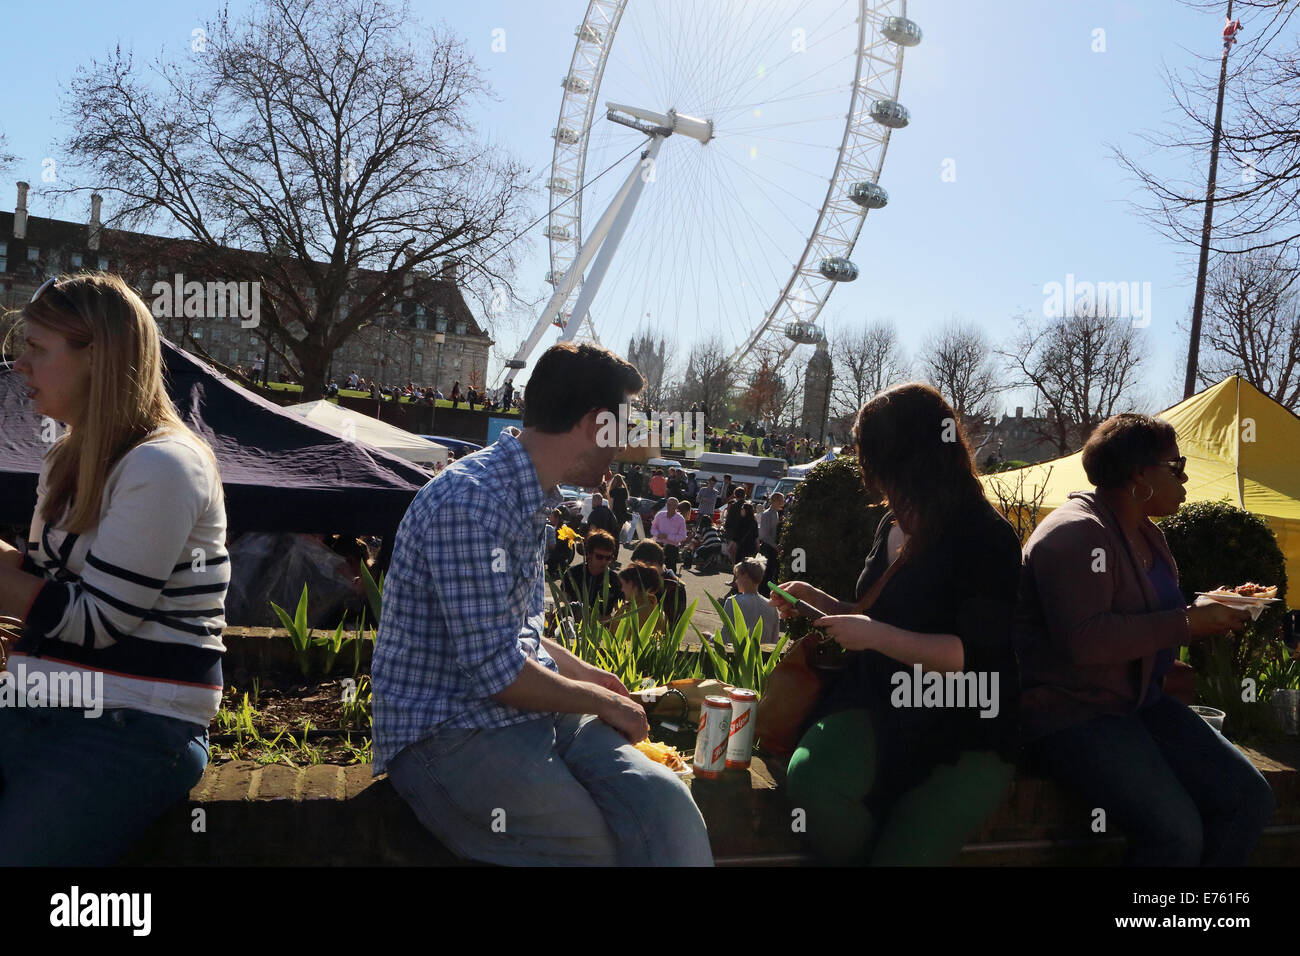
[17,271,220,533]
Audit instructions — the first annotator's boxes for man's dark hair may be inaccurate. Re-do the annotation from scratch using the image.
[522,342,644,433]
[630,540,665,566]
[584,529,617,557]
[1081,413,1178,489]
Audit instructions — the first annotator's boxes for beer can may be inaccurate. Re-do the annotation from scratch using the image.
[725,688,758,770]
[692,695,733,779]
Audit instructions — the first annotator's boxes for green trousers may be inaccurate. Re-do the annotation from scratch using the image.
[786,708,1014,866]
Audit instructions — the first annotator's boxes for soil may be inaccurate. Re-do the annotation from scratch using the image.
[210,674,372,766]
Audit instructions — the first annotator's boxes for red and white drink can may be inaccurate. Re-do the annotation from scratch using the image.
[725,688,758,770]
[693,695,733,779]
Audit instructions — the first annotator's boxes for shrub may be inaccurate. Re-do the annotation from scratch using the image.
[777,454,884,638]
[1158,501,1289,737]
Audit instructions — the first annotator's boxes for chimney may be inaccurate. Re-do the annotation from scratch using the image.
[14,181,29,239]
[440,258,458,283]
[1015,406,1023,419]
[88,192,103,251]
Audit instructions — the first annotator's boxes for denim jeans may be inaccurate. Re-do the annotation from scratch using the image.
[1031,696,1275,865]
[0,705,208,865]
[387,713,714,866]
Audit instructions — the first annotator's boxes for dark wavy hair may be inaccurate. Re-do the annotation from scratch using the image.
[1081,413,1178,489]
[853,382,985,548]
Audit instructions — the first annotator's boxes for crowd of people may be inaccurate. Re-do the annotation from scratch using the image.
[704,419,830,465]
[0,277,1279,869]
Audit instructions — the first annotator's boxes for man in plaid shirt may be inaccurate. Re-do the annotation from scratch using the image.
[374,343,712,866]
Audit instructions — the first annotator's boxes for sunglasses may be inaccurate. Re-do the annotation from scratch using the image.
[30,276,60,303]
[1157,456,1187,478]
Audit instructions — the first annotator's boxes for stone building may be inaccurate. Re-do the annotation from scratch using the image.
[0,182,491,390]
[799,340,833,442]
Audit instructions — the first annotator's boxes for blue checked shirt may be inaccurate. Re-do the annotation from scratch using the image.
[372,430,563,773]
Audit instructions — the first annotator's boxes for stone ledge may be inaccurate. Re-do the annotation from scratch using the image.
[122,745,1300,866]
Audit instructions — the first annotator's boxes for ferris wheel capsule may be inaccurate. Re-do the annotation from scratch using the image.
[545,270,562,286]
[818,257,859,282]
[848,182,889,209]
[546,177,573,195]
[869,99,910,129]
[784,320,826,345]
[576,24,603,44]
[561,75,591,93]
[543,225,571,240]
[881,16,923,47]
[552,126,582,144]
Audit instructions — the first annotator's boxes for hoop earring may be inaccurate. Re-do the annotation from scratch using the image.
[1130,482,1154,503]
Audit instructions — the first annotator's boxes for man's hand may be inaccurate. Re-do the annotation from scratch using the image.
[578,663,632,699]
[595,686,649,743]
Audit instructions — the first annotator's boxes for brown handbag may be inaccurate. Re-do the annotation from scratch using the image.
[755,551,909,759]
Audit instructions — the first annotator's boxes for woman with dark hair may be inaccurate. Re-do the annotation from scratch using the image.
[617,561,664,631]
[606,473,631,537]
[771,383,1022,865]
[1017,413,1272,865]
[733,502,759,561]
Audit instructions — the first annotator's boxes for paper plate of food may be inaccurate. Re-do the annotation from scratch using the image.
[1195,583,1281,620]
[634,739,692,777]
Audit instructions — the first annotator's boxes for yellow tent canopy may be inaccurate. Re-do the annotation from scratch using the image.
[981,376,1300,591]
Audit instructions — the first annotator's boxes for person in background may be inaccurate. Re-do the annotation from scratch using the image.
[449,381,463,408]
[757,492,785,588]
[628,464,646,497]
[607,473,631,540]
[1016,413,1272,865]
[723,486,748,563]
[722,556,781,642]
[618,562,664,631]
[0,272,228,865]
[650,497,688,573]
[721,474,735,502]
[696,476,721,527]
[560,529,623,620]
[649,468,668,500]
[684,471,699,503]
[545,508,575,578]
[733,502,760,562]
[585,492,621,539]
[688,516,726,574]
[630,540,687,628]
[666,467,686,501]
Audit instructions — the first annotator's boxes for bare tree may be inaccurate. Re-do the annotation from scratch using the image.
[680,334,733,416]
[1197,245,1300,408]
[1113,1,1300,255]
[986,466,1054,545]
[829,319,909,420]
[53,0,532,397]
[0,131,14,173]
[918,321,1000,426]
[999,306,1146,456]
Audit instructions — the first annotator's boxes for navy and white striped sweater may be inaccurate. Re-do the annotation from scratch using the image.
[15,430,229,726]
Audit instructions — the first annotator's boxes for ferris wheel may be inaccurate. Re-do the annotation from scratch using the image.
[502,0,921,390]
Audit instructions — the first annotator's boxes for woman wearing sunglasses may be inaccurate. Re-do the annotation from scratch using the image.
[1017,413,1274,865]
[0,273,228,864]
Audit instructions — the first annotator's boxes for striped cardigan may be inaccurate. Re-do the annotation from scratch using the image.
[14,430,229,726]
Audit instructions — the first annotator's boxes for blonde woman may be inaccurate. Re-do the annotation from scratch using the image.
[0,273,229,865]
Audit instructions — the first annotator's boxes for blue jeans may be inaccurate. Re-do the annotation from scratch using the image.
[1032,696,1274,865]
[0,706,208,865]
[387,713,714,866]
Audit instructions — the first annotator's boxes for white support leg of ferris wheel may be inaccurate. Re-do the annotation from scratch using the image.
[560,134,665,344]
[503,134,663,385]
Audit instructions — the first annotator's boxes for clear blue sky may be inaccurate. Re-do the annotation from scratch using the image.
[2,0,1235,413]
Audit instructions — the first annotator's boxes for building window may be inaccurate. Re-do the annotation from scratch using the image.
[70,253,83,268]
[229,347,238,363]
[192,328,203,340]
[434,314,447,333]
[454,321,467,336]
[0,243,6,256]
[27,247,40,262]
[212,328,223,342]
[0,258,5,273]
[414,353,423,366]
[250,334,258,345]
[98,257,108,270]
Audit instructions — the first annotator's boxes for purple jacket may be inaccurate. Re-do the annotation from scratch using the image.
[1016,491,1191,740]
